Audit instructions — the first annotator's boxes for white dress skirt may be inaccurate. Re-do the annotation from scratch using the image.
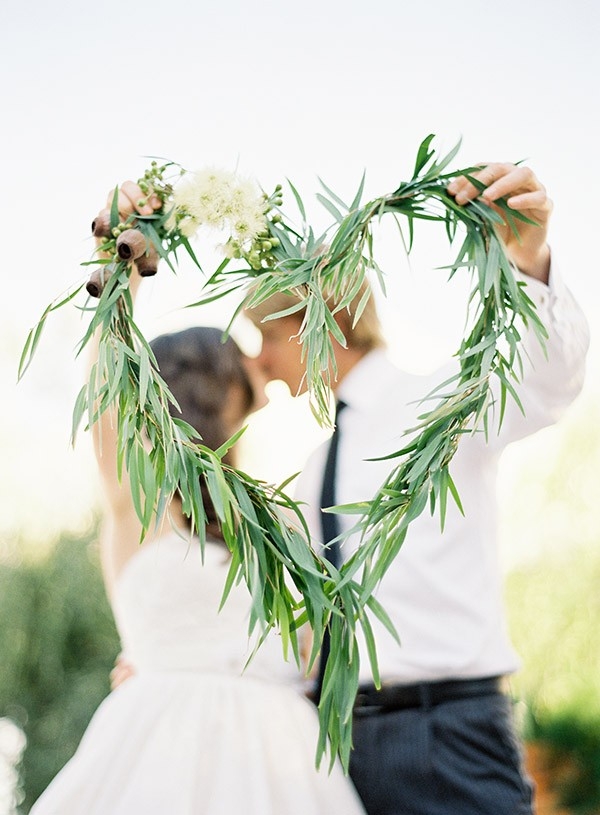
[29,532,365,815]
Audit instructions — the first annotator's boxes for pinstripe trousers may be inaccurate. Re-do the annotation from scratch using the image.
[349,692,534,814]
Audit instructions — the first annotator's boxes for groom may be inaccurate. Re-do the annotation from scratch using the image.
[244,162,589,814]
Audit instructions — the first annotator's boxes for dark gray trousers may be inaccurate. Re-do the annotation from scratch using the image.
[349,692,534,815]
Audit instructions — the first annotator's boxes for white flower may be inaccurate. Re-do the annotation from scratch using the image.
[233,211,267,241]
[169,168,268,245]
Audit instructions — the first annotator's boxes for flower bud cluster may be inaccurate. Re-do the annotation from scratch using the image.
[111,221,135,238]
[137,160,176,208]
[226,185,284,270]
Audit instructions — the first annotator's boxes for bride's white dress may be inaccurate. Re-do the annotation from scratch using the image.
[30,533,365,814]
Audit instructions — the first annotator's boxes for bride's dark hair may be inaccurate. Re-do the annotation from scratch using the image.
[150,326,255,538]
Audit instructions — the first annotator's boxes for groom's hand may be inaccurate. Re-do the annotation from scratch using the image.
[447,162,552,284]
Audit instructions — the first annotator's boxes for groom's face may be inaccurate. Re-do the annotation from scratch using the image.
[254,315,307,395]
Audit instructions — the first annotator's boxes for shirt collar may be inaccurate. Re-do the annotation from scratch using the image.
[335,348,398,412]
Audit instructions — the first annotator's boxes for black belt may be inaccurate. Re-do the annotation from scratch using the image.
[353,676,503,715]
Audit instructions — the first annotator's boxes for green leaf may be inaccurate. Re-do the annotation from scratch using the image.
[109,185,120,230]
[316,193,345,223]
[412,133,436,179]
[18,285,85,379]
[179,234,203,271]
[286,178,307,222]
[365,593,400,643]
[349,171,366,211]
[138,345,151,408]
[317,177,350,213]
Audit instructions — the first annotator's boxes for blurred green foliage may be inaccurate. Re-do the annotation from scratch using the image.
[503,390,600,811]
[523,707,600,814]
[0,526,120,813]
[507,544,600,812]
[507,545,600,717]
[507,546,600,815]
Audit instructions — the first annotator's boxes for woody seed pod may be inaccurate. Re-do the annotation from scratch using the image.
[116,229,147,261]
[86,267,112,298]
[134,245,159,277]
[91,209,112,238]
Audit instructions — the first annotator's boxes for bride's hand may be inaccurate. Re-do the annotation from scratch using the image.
[110,653,136,691]
[93,180,163,241]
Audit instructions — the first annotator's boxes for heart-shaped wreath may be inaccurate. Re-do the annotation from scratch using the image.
[19,135,547,769]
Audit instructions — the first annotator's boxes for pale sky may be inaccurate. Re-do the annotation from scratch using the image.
[0,0,598,561]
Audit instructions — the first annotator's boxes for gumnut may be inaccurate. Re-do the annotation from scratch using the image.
[135,245,159,277]
[116,229,148,261]
[91,209,112,238]
[86,267,112,298]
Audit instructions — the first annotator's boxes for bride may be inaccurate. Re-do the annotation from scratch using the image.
[29,185,366,815]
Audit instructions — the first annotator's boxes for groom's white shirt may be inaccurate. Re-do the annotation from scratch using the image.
[294,263,590,684]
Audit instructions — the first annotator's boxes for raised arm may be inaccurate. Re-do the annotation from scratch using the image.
[447,162,589,448]
[89,182,162,595]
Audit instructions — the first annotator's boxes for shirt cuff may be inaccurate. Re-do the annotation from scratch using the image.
[512,248,566,315]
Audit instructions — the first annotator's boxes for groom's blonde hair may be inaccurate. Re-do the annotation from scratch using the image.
[244,278,386,352]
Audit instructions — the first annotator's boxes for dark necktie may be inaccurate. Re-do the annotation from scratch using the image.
[313,399,347,703]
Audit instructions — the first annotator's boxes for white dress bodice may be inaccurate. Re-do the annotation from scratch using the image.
[112,531,303,687]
